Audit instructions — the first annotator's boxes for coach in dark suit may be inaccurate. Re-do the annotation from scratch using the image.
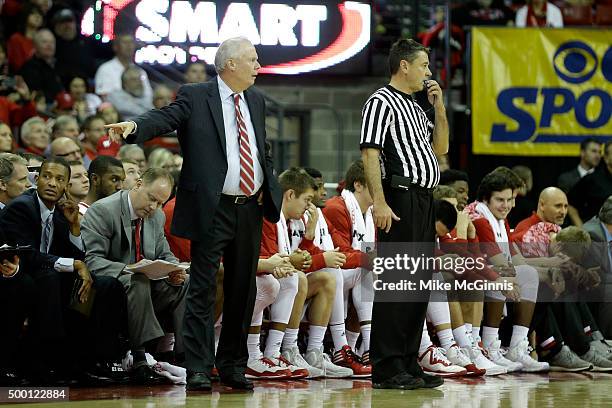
[106,37,282,391]
[0,158,127,385]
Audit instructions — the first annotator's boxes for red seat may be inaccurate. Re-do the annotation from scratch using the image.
[562,5,593,25]
[595,4,612,24]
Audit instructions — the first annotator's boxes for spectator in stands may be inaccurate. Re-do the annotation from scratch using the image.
[153,85,174,109]
[67,76,102,122]
[509,165,536,228]
[121,159,140,190]
[0,157,128,386]
[184,62,208,84]
[558,138,601,194]
[51,8,97,84]
[118,144,146,172]
[51,115,79,141]
[19,116,50,156]
[582,196,612,338]
[516,0,564,27]
[439,169,469,211]
[80,155,125,214]
[50,137,84,165]
[568,141,612,226]
[148,147,177,171]
[452,0,515,27]
[81,115,106,160]
[106,67,154,120]
[0,153,31,208]
[97,102,121,124]
[0,123,14,153]
[7,3,44,73]
[94,33,153,100]
[0,75,37,129]
[68,160,89,204]
[19,29,64,105]
[81,168,188,385]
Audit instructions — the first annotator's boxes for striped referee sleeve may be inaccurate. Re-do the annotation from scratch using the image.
[360,97,392,149]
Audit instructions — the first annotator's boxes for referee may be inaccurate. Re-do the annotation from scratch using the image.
[360,39,448,389]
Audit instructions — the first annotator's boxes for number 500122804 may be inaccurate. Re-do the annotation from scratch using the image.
[0,388,68,402]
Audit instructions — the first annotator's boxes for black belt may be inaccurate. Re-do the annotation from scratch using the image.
[387,175,434,194]
[221,192,258,205]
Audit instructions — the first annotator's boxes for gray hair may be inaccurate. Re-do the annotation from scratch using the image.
[214,37,250,73]
[52,115,78,135]
[0,157,14,183]
[599,196,612,224]
[21,117,47,139]
[118,144,144,159]
[33,28,55,47]
[0,153,27,167]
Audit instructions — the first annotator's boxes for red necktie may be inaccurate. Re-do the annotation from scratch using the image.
[233,94,255,196]
[135,219,143,262]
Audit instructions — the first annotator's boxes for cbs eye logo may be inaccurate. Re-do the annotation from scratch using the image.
[553,41,612,84]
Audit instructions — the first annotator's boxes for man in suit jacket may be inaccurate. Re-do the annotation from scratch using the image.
[81,167,189,385]
[557,138,601,194]
[0,157,127,385]
[105,37,282,390]
[582,196,612,338]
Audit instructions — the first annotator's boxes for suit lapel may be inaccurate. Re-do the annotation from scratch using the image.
[244,89,265,161]
[207,78,227,158]
[120,191,133,250]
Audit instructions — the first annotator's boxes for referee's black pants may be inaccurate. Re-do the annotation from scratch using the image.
[371,186,435,383]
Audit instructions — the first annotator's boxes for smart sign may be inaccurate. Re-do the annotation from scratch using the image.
[81,0,372,74]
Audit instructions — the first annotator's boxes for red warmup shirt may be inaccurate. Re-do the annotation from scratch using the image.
[260,217,327,274]
[472,217,518,259]
[0,97,36,128]
[7,33,34,73]
[511,212,541,243]
[163,197,191,262]
[322,196,369,269]
[439,230,499,281]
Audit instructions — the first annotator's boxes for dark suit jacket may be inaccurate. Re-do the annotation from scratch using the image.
[127,77,282,241]
[0,189,84,276]
[557,167,581,194]
[583,216,612,283]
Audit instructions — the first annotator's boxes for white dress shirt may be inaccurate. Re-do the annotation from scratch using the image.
[37,195,84,273]
[217,76,263,196]
[94,57,153,100]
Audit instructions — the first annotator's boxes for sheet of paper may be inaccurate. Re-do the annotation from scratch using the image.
[125,259,190,280]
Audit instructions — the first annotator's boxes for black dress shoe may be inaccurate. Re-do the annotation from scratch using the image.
[372,372,425,390]
[90,362,130,384]
[0,368,28,387]
[220,373,253,390]
[131,364,166,385]
[76,370,114,387]
[186,372,212,391]
[415,372,444,388]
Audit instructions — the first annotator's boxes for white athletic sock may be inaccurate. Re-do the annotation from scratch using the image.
[307,325,327,352]
[282,328,299,350]
[482,326,499,347]
[360,324,371,352]
[247,333,262,361]
[419,323,433,354]
[465,322,473,335]
[330,323,348,351]
[263,329,285,358]
[472,326,481,342]
[453,325,471,348]
[510,325,530,348]
[437,328,454,350]
[346,330,360,350]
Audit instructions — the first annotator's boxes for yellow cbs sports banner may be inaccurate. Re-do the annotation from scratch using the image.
[471,27,611,156]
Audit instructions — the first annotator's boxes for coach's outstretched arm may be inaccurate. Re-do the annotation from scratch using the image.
[104,84,194,144]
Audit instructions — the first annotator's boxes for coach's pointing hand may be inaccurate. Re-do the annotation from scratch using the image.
[105,121,136,143]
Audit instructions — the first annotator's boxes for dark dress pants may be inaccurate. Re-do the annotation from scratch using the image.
[182,196,262,375]
[371,186,435,383]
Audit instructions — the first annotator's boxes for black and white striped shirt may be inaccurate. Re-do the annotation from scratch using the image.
[360,85,440,189]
